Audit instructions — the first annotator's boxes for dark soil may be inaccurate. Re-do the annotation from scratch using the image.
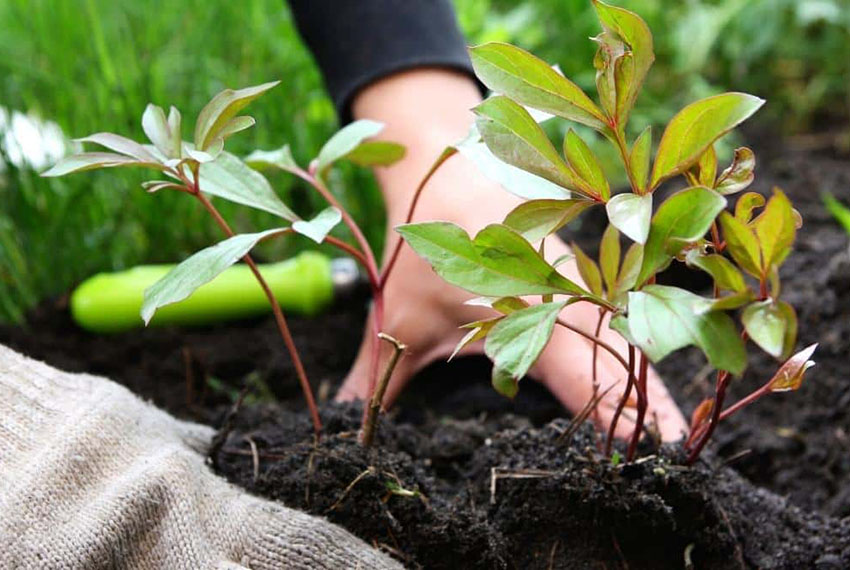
[3,140,849,568]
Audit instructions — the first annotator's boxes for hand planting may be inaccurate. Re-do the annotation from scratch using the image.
[398,0,817,463]
[43,82,411,443]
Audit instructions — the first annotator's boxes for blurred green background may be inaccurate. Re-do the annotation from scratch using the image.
[1,0,848,323]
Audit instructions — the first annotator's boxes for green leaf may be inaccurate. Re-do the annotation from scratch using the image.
[606,192,652,244]
[696,145,717,188]
[572,242,603,297]
[42,152,164,177]
[194,81,280,152]
[629,126,652,192]
[719,212,761,278]
[735,191,765,223]
[474,96,588,196]
[592,31,626,120]
[396,222,591,298]
[244,144,299,173]
[492,366,519,399]
[564,130,610,200]
[455,125,566,200]
[716,147,755,195]
[754,188,796,271]
[823,193,850,234]
[685,249,746,292]
[75,132,160,163]
[705,289,755,312]
[637,186,726,286]
[503,199,595,242]
[343,141,406,167]
[217,116,256,139]
[616,284,746,374]
[316,119,384,174]
[197,151,297,221]
[742,299,796,359]
[615,242,643,296]
[450,317,502,361]
[592,0,655,119]
[167,106,182,157]
[143,104,179,158]
[141,228,285,324]
[769,343,816,392]
[650,93,764,189]
[485,301,566,381]
[291,207,342,243]
[600,224,621,295]
[469,42,607,131]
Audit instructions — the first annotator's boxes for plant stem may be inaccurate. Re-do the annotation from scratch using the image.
[555,318,630,373]
[718,383,771,422]
[590,308,606,425]
[686,370,731,464]
[626,352,649,461]
[192,189,322,435]
[605,343,636,456]
[380,147,457,288]
[361,333,406,447]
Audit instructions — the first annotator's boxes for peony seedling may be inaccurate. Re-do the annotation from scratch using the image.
[399,0,816,463]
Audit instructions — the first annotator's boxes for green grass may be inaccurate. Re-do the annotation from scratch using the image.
[1,0,847,323]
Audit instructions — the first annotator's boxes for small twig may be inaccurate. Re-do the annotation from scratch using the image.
[547,540,560,570]
[360,333,406,447]
[489,468,557,505]
[326,467,375,513]
[246,436,259,483]
[559,381,618,445]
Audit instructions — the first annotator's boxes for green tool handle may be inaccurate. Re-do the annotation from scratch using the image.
[71,251,334,333]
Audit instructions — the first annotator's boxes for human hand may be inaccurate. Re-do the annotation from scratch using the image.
[337,69,688,442]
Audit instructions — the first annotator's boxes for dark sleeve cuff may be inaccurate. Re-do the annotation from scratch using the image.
[287,0,478,124]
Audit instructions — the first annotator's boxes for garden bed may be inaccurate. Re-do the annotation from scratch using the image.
[3,141,849,568]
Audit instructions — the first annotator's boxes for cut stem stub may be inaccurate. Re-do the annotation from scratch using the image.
[360,333,406,447]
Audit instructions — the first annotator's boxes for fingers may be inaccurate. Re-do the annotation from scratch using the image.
[534,321,689,443]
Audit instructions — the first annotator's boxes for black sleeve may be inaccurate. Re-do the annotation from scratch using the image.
[286,0,478,124]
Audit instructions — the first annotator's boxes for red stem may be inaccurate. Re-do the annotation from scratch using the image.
[380,148,457,288]
[605,343,636,456]
[590,309,605,426]
[686,370,731,464]
[192,189,322,435]
[626,352,649,461]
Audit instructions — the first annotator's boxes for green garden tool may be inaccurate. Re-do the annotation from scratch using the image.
[71,251,361,333]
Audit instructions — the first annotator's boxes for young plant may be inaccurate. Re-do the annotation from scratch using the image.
[44,82,411,444]
[398,0,816,463]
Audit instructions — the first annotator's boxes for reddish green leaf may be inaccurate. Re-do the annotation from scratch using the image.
[492,366,519,399]
[769,343,817,392]
[716,147,755,194]
[42,152,164,177]
[572,241,603,297]
[564,130,609,200]
[615,284,746,374]
[606,192,652,244]
[735,191,765,223]
[600,224,621,295]
[474,96,589,196]
[194,81,280,152]
[450,317,502,361]
[629,126,652,192]
[685,249,746,292]
[485,301,566,382]
[592,0,654,120]
[754,188,796,271]
[696,145,717,188]
[719,212,761,278]
[503,199,596,242]
[742,299,795,359]
[615,243,643,296]
[637,186,727,286]
[397,222,593,298]
[469,42,607,131]
[650,93,764,189]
